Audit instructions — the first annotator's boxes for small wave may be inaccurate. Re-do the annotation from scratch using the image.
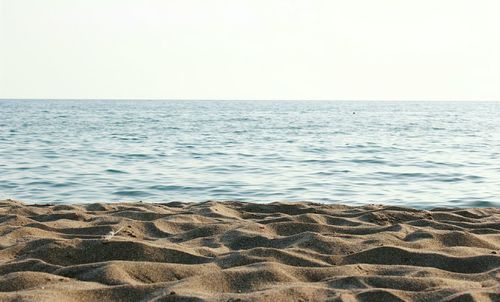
[373,172,484,183]
[301,159,337,164]
[27,180,54,186]
[206,165,244,173]
[149,185,201,191]
[115,153,152,159]
[0,182,17,189]
[226,117,254,122]
[208,188,233,193]
[15,167,32,171]
[113,190,152,197]
[105,169,128,174]
[437,177,465,183]
[313,170,350,176]
[469,200,498,207]
[51,182,76,188]
[375,172,426,178]
[233,130,247,134]
[350,159,387,164]
[301,147,329,153]
[236,153,254,157]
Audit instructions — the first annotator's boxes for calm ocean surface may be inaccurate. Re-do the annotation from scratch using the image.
[1,100,500,208]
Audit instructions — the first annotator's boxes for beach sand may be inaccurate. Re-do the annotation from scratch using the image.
[0,199,498,302]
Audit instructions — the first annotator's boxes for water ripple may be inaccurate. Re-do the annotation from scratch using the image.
[1,100,500,208]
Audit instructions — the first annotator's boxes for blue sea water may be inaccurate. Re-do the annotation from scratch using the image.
[1,100,500,208]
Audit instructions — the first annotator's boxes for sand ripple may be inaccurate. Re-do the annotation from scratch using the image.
[1,200,499,301]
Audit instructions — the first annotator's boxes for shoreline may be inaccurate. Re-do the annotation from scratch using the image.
[1,199,499,301]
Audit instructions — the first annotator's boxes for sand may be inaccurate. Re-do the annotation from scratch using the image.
[0,199,498,302]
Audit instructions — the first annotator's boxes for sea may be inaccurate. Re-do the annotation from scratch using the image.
[1,100,499,208]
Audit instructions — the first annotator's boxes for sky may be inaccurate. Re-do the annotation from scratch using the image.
[1,0,499,100]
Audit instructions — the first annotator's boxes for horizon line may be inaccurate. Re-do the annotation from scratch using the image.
[1,98,500,102]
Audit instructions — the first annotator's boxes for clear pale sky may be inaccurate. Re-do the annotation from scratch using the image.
[1,0,499,100]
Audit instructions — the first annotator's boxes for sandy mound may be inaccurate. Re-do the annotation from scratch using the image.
[0,199,498,301]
